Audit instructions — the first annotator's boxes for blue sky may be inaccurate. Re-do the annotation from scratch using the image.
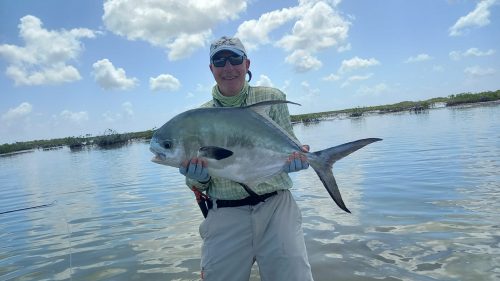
[1,0,499,144]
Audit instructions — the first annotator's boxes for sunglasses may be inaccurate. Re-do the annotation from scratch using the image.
[211,55,246,67]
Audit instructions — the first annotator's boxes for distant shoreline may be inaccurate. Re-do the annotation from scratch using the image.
[290,90,500,123]
[1,90,499,155]
[292,98,500,124]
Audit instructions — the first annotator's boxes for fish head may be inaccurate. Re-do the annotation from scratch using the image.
[149,122,186,168]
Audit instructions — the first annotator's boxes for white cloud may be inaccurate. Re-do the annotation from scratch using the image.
[102,111,122,123]
[102,0,247,60]
[464,47,496,57]
[236,6,302,50]
[337,43,352,53]
[255,75,274,87]
[92,59,138,90]
[449,0,499,36]
[341,73,373,88]
[150,74,181,91]
[297,81,320,104]
[285,50,322,72]
[0,15,97,86]
[60,110,89,123]
[293,80,321,111]
[166,31,211,61]
[404,53,432,63]
[433,65,445,72]
[301,81,320,97]
[357,83,388,96]
[1,102,33,121]
[322,73,341,81]
[101,102,135,123]
[464,66,496,77]
[276,2,349,52]
[194,83,216,94]
[449,51,461,61]
[5,65,81,86]
[449,48,496,60]
[281,80,291,92]
[236,1,349,72]
[339,57,380,73]
[122,102,134,117]
[299,0,342,5]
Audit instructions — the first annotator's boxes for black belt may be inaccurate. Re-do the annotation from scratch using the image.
[208,191,278,209]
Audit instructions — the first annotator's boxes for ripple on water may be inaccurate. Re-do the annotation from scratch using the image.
[1,105,499,280]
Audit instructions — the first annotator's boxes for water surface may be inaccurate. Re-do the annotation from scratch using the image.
[1,103,499,280]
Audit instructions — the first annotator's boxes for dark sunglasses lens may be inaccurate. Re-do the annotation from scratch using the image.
[212,57,227,67]
[228,56,244,65]
[212,55,244,67]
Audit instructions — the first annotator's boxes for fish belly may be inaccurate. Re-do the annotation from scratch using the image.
[206,147,289,185]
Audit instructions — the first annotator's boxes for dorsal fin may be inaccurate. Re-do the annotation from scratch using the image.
[245,100,300,116]
[245,100,303,149]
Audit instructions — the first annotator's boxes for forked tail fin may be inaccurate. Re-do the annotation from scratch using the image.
[307,138,382,213]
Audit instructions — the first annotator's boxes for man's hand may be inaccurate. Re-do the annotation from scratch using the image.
[284,145,310,173]
[179,158,211,183]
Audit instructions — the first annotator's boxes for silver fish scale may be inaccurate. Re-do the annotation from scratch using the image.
[151,100,382,213]
[156,106,300,185]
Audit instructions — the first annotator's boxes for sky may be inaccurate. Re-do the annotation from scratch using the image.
[1,0,499,144]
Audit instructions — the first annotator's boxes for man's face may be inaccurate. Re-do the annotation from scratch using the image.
[210,51,250,97]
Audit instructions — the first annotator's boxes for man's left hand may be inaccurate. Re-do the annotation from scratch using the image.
[284,145,310,173]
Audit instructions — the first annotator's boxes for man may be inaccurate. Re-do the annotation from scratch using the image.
[180,36,314,281]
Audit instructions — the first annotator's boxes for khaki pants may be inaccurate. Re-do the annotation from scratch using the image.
[199,190,314,281]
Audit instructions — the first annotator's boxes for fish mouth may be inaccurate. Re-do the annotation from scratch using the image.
[149,139,166,164]
[151,152,166,164]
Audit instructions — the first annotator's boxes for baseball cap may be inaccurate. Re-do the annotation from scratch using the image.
[209,36,247,60]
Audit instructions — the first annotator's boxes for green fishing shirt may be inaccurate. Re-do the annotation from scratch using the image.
[186,84,299,200]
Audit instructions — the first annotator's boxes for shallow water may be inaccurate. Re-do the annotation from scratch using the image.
[1,103,499,281]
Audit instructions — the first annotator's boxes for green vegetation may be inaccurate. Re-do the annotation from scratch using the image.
[0,136,87,154]
[291,90,499,123]
[0,128,155,155]
[446,90,499,106]
[94,129,130,148]
[291,100,433,123]
[128,129,155,140]
[1,90,498,155]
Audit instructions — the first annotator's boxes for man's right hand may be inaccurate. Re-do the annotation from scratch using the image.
[179,158,211,183]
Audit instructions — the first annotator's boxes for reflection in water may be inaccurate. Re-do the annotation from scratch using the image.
[0,104,499,280]
[292,104,500,281]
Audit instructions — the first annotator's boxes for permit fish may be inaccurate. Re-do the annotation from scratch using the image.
[150,100,381,213]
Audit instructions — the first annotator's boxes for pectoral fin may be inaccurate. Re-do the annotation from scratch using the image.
[198,146,233,160]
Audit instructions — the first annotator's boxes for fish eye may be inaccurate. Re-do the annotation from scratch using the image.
[162,140,172,149]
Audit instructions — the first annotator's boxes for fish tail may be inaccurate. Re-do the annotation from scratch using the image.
[307,138,382,213]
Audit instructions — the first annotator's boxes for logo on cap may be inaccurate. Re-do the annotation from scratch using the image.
[210,36,247,59]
